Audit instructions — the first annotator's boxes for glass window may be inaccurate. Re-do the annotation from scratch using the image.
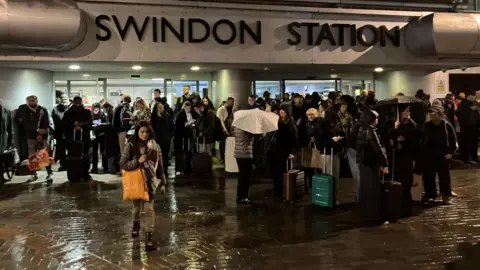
[169,81,199,111]
[341,80,364,96]
[255,81,281,100]
[106,79,165,108]
[284,80,337,97]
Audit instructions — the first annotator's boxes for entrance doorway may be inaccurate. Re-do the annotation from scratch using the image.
[284,79,338,97]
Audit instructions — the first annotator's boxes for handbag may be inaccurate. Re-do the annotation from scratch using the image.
[122,168,150,201]
[28,148,52,171]
[301,142,323,169]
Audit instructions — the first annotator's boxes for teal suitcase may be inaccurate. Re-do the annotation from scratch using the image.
[312,174,336,208]
[312,148,336,208]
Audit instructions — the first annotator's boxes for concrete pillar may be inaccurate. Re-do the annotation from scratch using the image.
[0,68,54,110]
[212,69,252,111]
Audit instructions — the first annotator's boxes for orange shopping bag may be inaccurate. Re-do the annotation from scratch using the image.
[28,148,53,171]
[122,168,150,201]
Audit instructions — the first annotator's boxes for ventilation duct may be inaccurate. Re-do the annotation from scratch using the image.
[0,0,87,52]
[405,12,480,58]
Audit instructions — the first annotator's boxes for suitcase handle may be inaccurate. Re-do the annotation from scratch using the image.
[286,159,293,171]
[323,148,334,175]
[392,149,395,182]
[196,136,206,153]
[73,128,83,142]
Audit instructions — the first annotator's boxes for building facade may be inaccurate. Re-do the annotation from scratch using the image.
[1,0,480,110]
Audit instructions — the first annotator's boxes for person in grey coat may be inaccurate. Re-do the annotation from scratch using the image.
[119,120,166,251]
[234,126,255,204]
[0,102,13,183]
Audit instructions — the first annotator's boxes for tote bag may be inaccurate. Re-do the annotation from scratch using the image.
[301,142,323,169]
[122,168,150,201]
[28,148,53,171]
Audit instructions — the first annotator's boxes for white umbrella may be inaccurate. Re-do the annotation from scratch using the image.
[232,108,279,134]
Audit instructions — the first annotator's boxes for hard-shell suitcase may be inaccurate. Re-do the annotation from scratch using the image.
[283,160,305,204]
[191,137,212,175]
[67,129,87,182]
[225,137,238,174]
[312,148,336,208]
[381,178,403,222]
[382,150,402,221]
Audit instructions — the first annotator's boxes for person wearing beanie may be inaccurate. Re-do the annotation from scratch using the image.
[267,104,298,199]
[419,107,457,205]
[356,110,389,225]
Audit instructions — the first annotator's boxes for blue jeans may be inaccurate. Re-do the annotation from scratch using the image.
[347,148,360,201]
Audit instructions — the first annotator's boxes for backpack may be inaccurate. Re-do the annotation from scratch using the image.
[120,104,133,129]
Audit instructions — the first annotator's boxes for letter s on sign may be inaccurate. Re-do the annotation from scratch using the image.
[287,22,301,46]
[96,15,112,41]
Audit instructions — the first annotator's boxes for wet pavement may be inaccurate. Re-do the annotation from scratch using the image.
[1,165,480,269]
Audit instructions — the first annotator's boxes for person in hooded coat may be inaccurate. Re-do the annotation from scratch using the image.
[356,110,389,225]
[267,104,298,199]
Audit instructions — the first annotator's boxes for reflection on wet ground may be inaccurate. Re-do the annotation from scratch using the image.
[1,167,480,269]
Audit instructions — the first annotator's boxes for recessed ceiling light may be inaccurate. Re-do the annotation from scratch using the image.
[82,74,90,77]
[190,66,200,71]
[54,80,60,83]
[152,78,164,81]
[330,74,338,78]
[132,65,142,70]
[69,64,80,70]
[374,67,384,72]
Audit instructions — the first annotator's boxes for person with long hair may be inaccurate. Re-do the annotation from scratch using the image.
[202,97,215,111]
[267,104,298,199]
[151,103,174,178]
[120,120,166,251]
[133,99,151,124]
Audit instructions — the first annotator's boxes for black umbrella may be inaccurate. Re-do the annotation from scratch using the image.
[375,95,421,107]
[375,95,424,124]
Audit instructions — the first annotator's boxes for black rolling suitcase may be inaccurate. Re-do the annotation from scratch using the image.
[191,137,212,176]
[175,138,192,174]
[381,178,402,222]
[67,129,87,182]
[381,150,403,222]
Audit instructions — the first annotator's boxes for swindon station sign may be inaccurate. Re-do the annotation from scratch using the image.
[95,15,401,47]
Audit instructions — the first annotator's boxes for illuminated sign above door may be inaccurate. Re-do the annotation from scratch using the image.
[95,15,401,48]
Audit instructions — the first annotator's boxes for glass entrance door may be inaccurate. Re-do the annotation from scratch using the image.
[284,79,338,97]
[106,79,166,107]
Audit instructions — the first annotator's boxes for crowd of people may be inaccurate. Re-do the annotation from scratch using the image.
[1,86,479,249]
[228,89,479,227]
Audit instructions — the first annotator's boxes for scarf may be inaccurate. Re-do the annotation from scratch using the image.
[134,139,162,197]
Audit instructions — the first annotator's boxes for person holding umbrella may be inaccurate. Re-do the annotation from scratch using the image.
[233,108,280,203]
[387,105,421,217]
